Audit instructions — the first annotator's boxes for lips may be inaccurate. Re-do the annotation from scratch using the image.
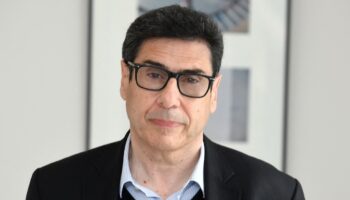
[149,119,182,128]
[145,109,189,127]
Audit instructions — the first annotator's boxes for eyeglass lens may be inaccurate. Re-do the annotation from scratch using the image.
[136,65,211,98]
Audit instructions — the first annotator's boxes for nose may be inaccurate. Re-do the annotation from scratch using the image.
[156,78,181,109]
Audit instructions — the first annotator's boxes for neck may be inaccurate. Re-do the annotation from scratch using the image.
[128,131,202,199]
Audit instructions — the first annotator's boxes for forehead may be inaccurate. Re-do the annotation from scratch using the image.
[135,38,213,75]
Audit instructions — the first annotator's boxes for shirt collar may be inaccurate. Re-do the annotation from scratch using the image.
[189,141,205,194]
[119,134,205,197]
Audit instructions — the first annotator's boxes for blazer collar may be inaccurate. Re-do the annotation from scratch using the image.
[85,132,129,200]
[84,133,242,200]
[203,136,242,200]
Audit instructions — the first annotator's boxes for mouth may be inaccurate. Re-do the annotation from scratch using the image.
[145,109,189,128]
[149,119,183,128]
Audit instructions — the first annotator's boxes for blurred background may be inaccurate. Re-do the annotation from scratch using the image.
[0,0,349,199]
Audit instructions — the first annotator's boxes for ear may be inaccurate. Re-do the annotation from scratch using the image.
[120,60,130,100]
[210,74,222,113]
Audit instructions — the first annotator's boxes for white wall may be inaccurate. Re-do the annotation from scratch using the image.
[0,1,87,199]
[1,0,350,199]
[287,0,350,199]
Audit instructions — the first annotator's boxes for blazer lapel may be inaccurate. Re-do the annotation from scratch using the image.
[204,136,242,200]
[84,133,129,200]
[82,133,242,200]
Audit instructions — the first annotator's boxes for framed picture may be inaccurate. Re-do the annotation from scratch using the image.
[89,0,289,170]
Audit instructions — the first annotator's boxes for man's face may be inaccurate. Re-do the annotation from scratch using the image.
[120,38,221,151]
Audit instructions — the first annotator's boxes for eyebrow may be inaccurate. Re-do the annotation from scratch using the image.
[142,59,206,75]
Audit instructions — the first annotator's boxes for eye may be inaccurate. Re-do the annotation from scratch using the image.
[181,75,201,84]
[142,66,167,80]
[146,72,162,79]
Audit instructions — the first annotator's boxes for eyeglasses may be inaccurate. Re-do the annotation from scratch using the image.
[125,60,215,98]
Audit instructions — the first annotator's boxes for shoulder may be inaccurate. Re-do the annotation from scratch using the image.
[205,136,287,177]
[204,136,304,199]
[204,136,280,173]
[37,140,124,176]
[27,139,126,197]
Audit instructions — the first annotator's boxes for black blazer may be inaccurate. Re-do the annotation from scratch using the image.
[26,133,305,200]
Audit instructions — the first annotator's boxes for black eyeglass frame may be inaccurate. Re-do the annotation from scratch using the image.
[124,60,216,98]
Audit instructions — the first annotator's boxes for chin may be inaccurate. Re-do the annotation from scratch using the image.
[153,134,196,151]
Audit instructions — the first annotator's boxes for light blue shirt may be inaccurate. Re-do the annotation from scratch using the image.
[119,135,205,200]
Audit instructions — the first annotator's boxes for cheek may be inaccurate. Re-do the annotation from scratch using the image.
[189,102,211,127]
[125,87,145,119]
[126,86,156,120]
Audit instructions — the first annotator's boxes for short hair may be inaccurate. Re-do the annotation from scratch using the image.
[122,5,223,76]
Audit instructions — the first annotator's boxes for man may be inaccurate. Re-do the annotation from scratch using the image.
[26,5,305,200]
